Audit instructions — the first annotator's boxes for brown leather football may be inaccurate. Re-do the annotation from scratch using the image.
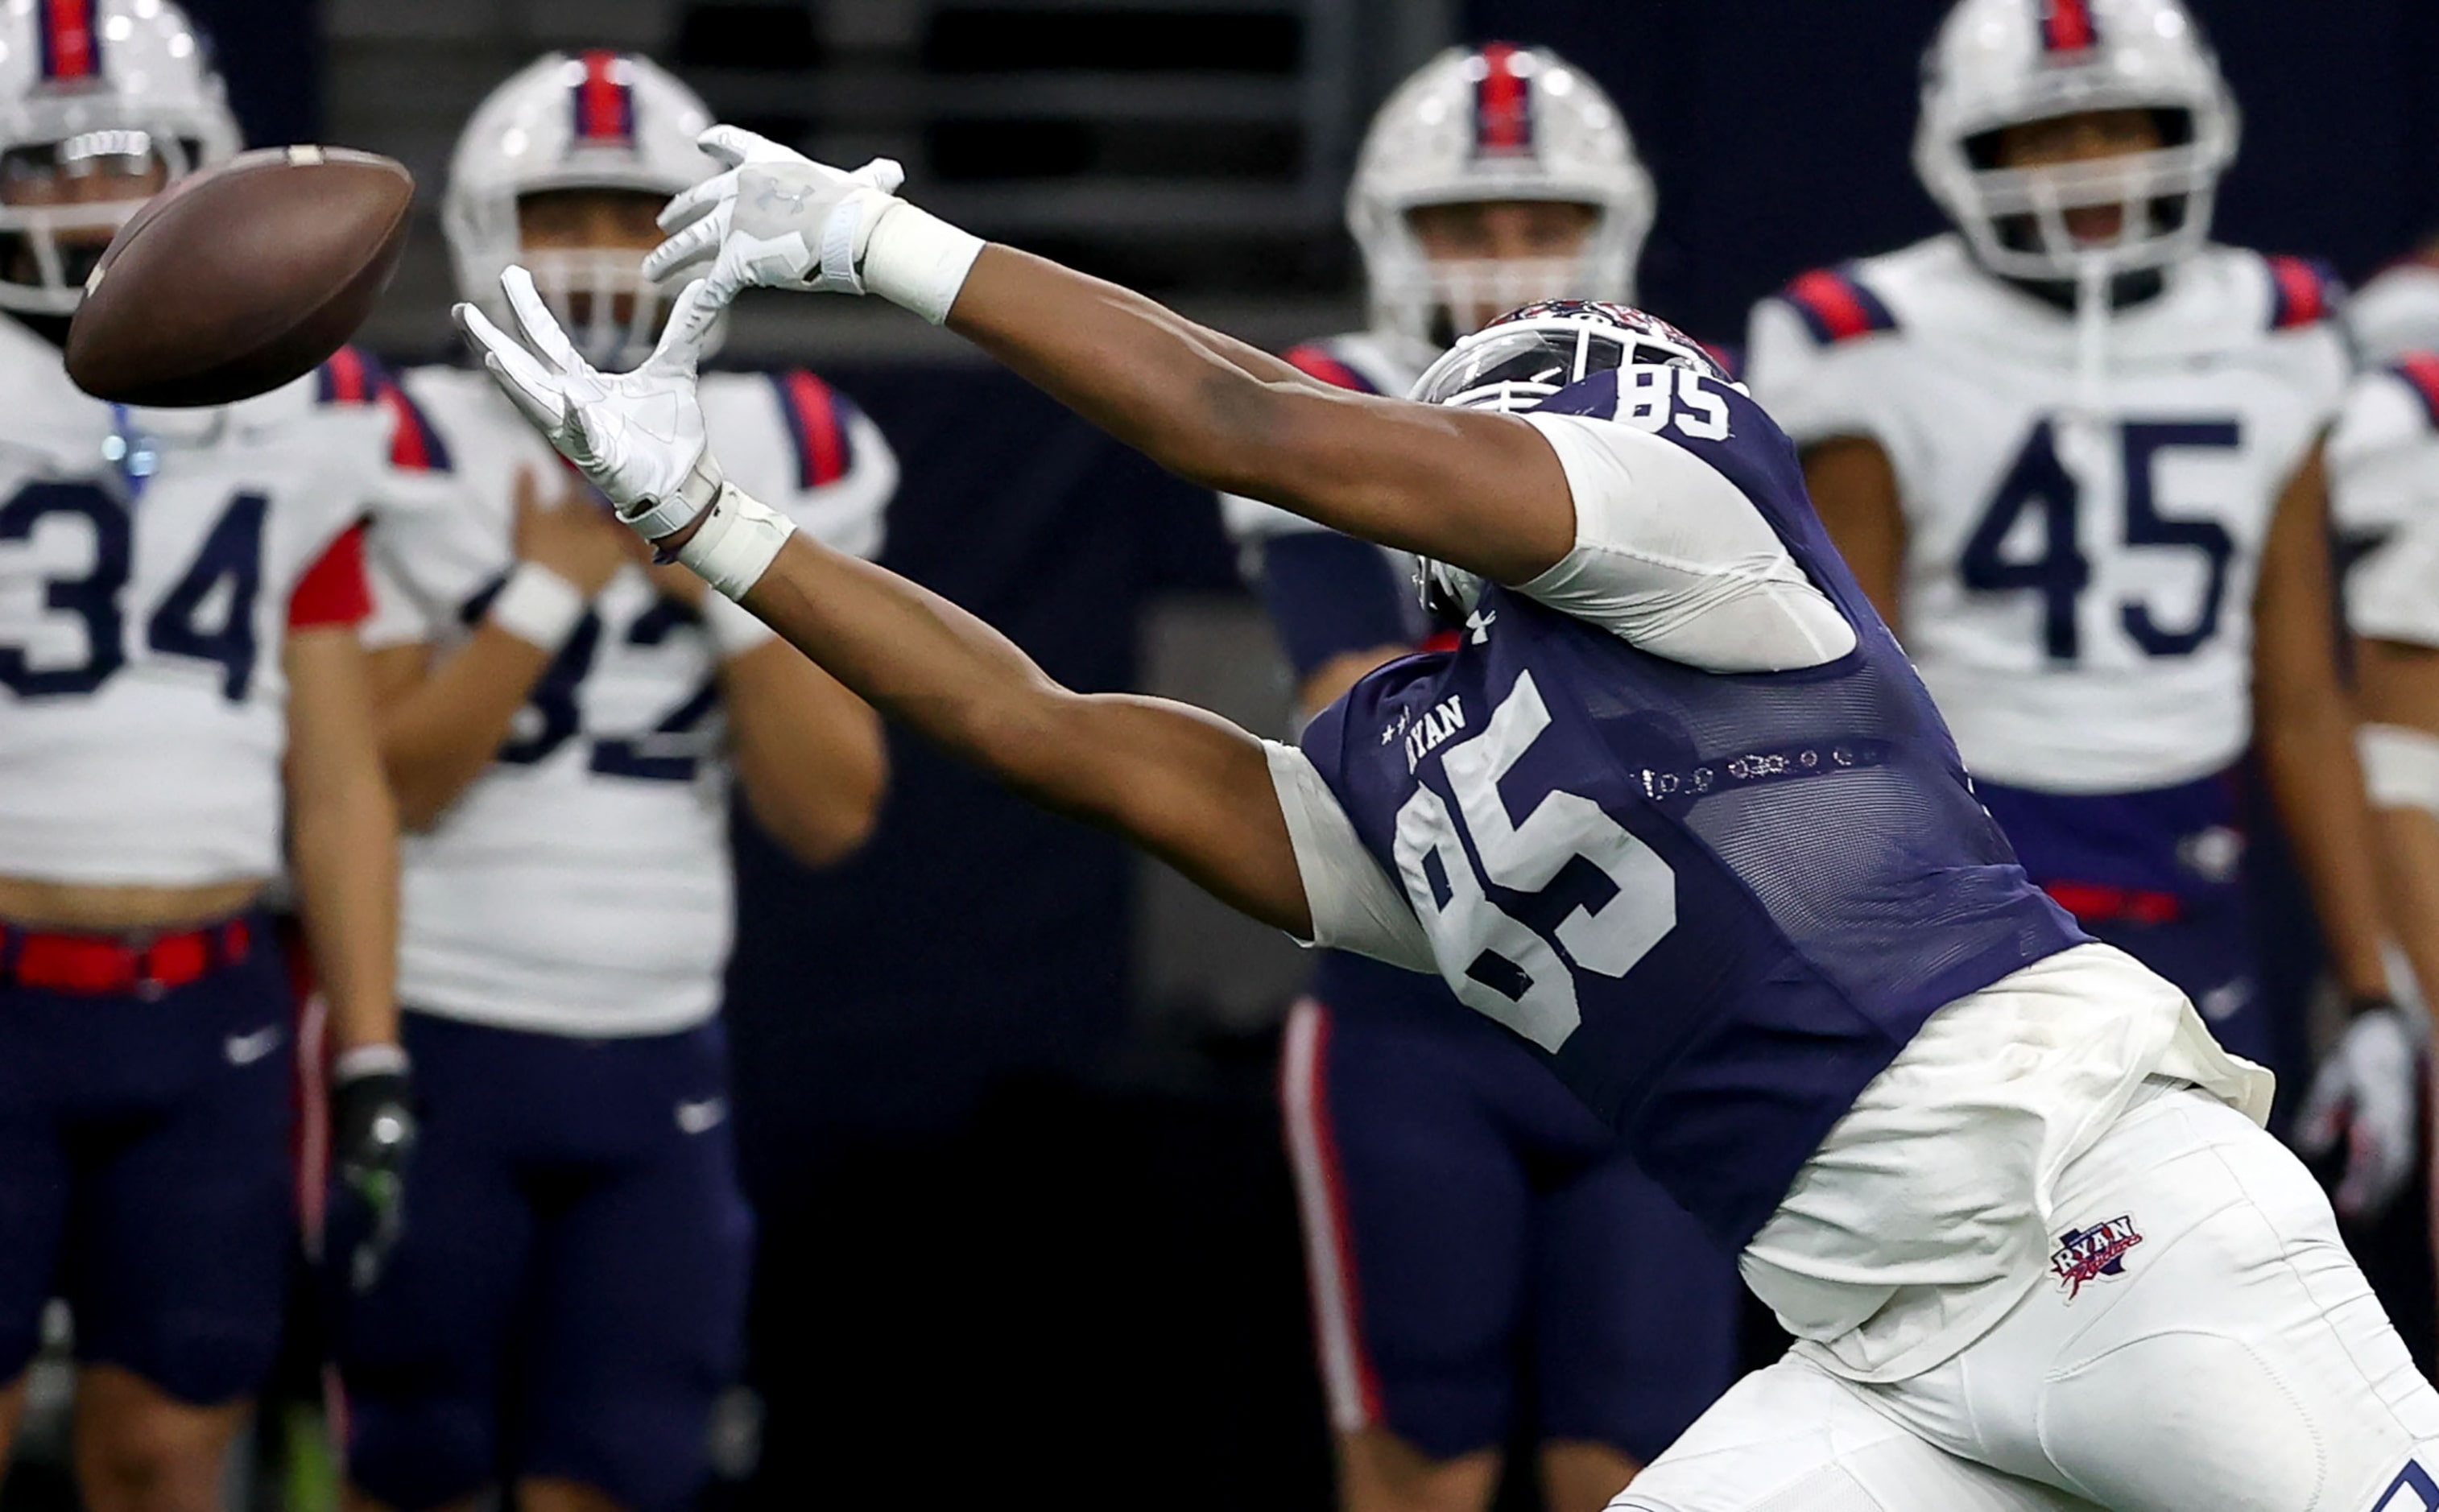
[64,145,414,408]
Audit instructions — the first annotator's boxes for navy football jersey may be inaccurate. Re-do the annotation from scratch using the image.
[1288,368,2086,1246]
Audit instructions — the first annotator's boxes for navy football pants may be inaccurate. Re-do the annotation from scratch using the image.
[337,1012,751,1512]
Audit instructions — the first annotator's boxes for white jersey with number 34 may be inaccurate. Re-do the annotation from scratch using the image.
[1745,234,2347,794]
[0,318,385,886]
[366,366,895,1037]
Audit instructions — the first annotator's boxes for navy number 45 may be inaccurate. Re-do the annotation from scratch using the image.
[1962,418,2241,662]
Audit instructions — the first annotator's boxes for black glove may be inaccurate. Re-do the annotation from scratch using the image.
[332,1055,417,1292]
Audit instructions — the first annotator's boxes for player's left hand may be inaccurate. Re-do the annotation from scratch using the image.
[2297,1001,2423,1221]
[332,1055,417,1292]
[457,268,727,544]
[643,126,907,304]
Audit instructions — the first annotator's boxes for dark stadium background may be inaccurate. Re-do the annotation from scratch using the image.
[97,1,2439,1506]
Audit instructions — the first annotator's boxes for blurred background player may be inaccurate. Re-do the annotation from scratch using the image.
[339,51,889,1512]
[0,2,407,1508]
[1745,0,2402,1165]
[1225,44,1737,1512]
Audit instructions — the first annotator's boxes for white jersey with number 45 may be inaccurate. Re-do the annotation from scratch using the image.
[0,318,386,887]
[1746,233,2347,794]
[365,366,895,1038]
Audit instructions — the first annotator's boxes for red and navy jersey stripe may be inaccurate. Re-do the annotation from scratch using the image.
[2038,0,2100,56]
[1282,343,1383,395]
[1778,265,1899,345]
[37,0,100,81]
[2264,254,2342,330]
[571,49,637,147]
[1472,42,1535,159]
[314,347,453,473]
[771,370,858,488]
[2390,352,2439,431]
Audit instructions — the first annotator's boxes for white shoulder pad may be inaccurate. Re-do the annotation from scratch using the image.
[2349,264,2439,366]
[1263,740,1436,973]
[701,369,895,561]
[2330,363,2439,543]
[1517,412,1856,671]
[1743,291,1904,450]
[2354,500,2439,648]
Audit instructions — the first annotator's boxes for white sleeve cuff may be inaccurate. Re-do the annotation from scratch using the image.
[1263,740,1437,974]
[2363,723,2439,820]
[488,561,588,651]
[676,482,799,600]
[862,201,986,325]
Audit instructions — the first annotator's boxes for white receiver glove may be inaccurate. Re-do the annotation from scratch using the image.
[454,266,795,600]
[645,125,984,324]
[2296,1002,2424,1221]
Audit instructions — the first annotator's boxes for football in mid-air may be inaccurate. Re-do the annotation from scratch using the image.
[65,145,414,408]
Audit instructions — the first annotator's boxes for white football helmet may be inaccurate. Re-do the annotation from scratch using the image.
[1915,0,2238,281]
[444,51,717,370]
[1350,43,1653,357]
[0,0,239,316]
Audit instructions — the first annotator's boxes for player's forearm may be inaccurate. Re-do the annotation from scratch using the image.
[376,626,556,828]
[2358,639,2439,1015]
[2257,708,2393,1000]
[945,246,1348,500]
[289,768,401,1052]
[720,640,887,866]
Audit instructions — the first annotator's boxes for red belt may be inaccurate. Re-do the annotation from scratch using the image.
[2042,882,2185,927]
[0,917,254,998]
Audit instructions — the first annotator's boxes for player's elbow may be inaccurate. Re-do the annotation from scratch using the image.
[752,754,887,869]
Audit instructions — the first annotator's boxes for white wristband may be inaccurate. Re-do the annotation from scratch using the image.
[334,1043,411,1084]
[861,200,986,325]
[488,561,587,651]
[677,481,798,601]
[701,590,778,659]
[2363,723,2439,820]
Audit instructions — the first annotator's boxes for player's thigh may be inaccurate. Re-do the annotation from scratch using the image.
[73,953,293,1407]
[337,1014,537,1510]
[0,989,71,1392]
[523,1026,751,1512]
[1532,1150,1739,1464]
[1614,1357,2096,1512]
[1879,1090,2439,1510]
[1282,1000,1538,1459]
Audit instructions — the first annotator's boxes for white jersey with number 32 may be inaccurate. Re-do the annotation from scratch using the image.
[0,319,385,886]
[1746,234,2346,794]
[366,366,895,1037]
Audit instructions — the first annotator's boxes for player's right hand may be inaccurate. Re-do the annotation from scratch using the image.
[512,466,630,597]
[333,1057,417,1292]
[644,126,907,304]
[2296,1001,2422,1221]
[458,269,725,543]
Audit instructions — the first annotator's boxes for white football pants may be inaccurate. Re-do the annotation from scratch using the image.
[1617,1087,2439,1511]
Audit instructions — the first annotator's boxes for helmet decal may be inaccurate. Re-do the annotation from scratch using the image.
[570,49,636,149]
[38,0,99,83]
[2039,0,2099,56]
[1471,42,1534,159]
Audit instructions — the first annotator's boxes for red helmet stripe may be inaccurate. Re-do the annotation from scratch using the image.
[2042,0,2098,54]
[575,50,635,144]
[1474,42,1533,156]
[777,370,851,486]
[40,0,97,81]
[2392,353,2439,432]
[1283,345,1380,395]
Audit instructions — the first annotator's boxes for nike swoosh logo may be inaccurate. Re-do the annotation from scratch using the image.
[676,1097,728,1134]
[224,1026,284,1066]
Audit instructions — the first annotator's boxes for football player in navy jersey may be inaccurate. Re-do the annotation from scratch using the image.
[457,125,2439,1506]
[1227,43,1734,1512]
[1745,0,2412,1218]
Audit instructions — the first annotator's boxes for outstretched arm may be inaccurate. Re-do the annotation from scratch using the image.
[643,128,1576,588]
[940,248,1574,585]
[730,527,1311,933]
